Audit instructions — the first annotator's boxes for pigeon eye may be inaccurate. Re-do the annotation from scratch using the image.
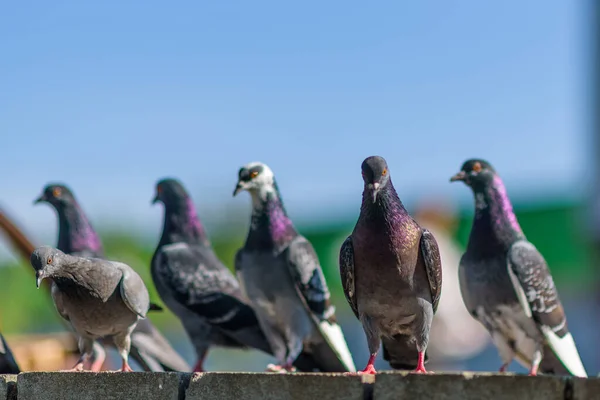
[382,169,387,176]
[157,185,163,194]
[52,188,62,197]
[472,162,482,173]
[47,257,52,264]
[250,171,259,179]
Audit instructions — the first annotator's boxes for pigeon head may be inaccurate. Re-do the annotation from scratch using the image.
[152,178,189,206]
[34,184,76,207]
[233,162,276,199]
[450,159,496,190]
[153,177,208,246]
[30,246,66,288]
[361,156,391,203]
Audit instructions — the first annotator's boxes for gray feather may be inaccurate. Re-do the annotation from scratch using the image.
[117,263,150,319]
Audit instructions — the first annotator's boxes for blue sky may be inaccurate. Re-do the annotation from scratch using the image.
[0,1,592,254]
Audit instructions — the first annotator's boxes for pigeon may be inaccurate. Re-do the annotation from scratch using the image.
[34,183,189,372]
[233,162,356,373]
[0,333,20,374]
[339,156,442,374]
[31,246,151,372]
[151,178,277,372]
[450,159,587,377]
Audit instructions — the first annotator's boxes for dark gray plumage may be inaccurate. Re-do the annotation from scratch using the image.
[151,178,278,372]
[450,159,587,377]
[31,246,150,372]
[0,333,19,374]
[34,183,190,372]
[339,156,442,374]
[233,162,356,373]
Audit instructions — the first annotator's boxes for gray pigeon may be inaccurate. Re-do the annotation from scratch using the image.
[0,333,19,374]
[34,183,189,372]
[31,246,150,372]
[151,178,276,371]
[233,162,356,373]
[450,159,587,377]
[339,156,442,374]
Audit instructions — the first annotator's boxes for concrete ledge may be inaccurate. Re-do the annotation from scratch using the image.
[16,372,183,400]
[187,372,372,400]
[375,372,568,400]
[0,375,17,400]
[572,376,600,400]
[0,372,595,399]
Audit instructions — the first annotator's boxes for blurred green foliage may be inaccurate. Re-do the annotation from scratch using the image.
[0,201,596,335]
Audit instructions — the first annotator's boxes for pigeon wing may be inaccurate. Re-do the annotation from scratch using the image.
[155,243,271,352]
[115,262,150,319]
[419,229,443,314]
[285,236,356,372]
[339,236,358,319]
[507,240,587,377]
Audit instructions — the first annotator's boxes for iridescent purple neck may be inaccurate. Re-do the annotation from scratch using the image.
[468,175,524,251]
[245,185,297,251]
[56,202,104,257]
[159,197,209,246]
[358,180,417,239]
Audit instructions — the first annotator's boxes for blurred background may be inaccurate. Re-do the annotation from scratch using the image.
[1,0,599,374]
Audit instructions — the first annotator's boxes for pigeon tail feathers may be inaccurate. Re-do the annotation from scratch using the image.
[541,328,587,377]
[318,320,356,372]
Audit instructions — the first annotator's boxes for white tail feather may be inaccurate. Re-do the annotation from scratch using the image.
[541,328,587,378]
[319,321,356,372]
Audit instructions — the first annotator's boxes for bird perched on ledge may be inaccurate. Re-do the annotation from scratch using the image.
[450,159,587,377]
[151,178,276,372]
[34,183,189,372]
[339,156,442,374]
[30,246,151,372]
[234,162,356,373]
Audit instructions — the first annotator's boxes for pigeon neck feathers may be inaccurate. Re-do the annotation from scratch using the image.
[159,196,209,247]
[358,179,419,238]
[468,175,524,253]
[245,180,297,251]
[55,201,104,257]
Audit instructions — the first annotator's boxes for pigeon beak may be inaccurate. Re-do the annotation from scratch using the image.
[151,194,159,205]
[372,182,381,203]
[233,182,243,197]
[35,271,45,289]
[33,194,45,205]
[450,171,467,182]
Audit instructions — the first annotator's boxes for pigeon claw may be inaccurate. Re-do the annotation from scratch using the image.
[265,362,297,374]
[346,353,377,375]
[413,365,428,374]
[413,351,428,374]
[499,363,509,373]
[193,351,208,372]
[120,362,133,372]
[193,361,205,373]
[358,364,377,375]
[265,364,285,373]
[60,364,85,373]
[60,360,86,372]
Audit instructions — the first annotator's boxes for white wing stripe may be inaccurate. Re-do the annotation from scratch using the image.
[319,321,356,372]
[541,328,587,378]
[506,262,532,318]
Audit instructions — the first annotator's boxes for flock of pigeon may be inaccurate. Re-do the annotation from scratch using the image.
[0,156,590,378]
